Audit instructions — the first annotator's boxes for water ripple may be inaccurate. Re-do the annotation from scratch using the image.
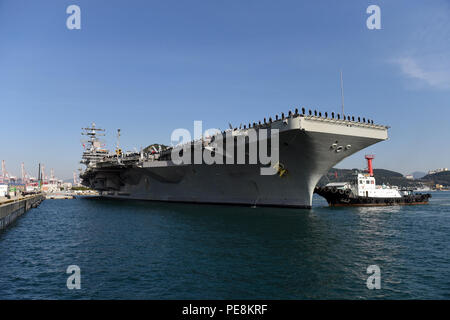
[0,192,449,299]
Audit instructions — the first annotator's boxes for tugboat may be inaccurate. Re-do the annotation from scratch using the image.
[315,155,431,207]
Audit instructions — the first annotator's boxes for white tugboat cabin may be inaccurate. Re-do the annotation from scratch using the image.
[353,173,402,198]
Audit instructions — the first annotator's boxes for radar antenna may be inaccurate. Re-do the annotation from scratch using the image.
[80,122,109,167]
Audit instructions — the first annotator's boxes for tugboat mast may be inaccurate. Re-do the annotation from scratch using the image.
[365,154,375,176]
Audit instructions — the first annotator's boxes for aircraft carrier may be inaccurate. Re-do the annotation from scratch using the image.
[79,108,389,208]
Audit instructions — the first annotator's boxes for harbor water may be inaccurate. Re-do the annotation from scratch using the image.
[0,192,449,299]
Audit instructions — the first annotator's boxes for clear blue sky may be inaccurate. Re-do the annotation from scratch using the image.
[1,0,449,179]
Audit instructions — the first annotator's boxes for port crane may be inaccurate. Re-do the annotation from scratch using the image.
[0,160,15,184]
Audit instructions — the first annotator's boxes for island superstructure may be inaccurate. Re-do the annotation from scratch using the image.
[79,109,389,208]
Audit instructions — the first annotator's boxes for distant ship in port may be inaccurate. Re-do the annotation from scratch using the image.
[79,109,389,208]
[415,186,432,192]
[315,155,431,206]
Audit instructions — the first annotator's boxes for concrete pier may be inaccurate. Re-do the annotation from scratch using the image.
[0,194,45,231]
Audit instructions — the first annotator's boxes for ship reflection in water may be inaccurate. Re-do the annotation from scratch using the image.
[0,193,448,299]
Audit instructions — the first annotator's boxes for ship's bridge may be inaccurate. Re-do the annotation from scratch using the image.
[355,173,401,198]
[356,173,377,196]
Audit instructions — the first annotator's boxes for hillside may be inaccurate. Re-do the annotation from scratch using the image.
[420,171,450,186]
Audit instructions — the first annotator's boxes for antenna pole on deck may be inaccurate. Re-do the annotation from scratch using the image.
[340,69,345,116]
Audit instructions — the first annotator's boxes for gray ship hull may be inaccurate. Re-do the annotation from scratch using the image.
[81,115,388,208]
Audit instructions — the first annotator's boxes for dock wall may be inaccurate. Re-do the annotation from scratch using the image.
[0,194,45,230]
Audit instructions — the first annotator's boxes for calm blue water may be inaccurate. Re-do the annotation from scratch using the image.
[0,192,449,299]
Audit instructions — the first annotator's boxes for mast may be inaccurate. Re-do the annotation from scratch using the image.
[21,162,26,184]
[38,163,41,189]
[116,129,122,155]
[80,122,108,168]
[365,154,375,176]
[81,122,105,148]
[1,160,5,183]
[340,69,345,117]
